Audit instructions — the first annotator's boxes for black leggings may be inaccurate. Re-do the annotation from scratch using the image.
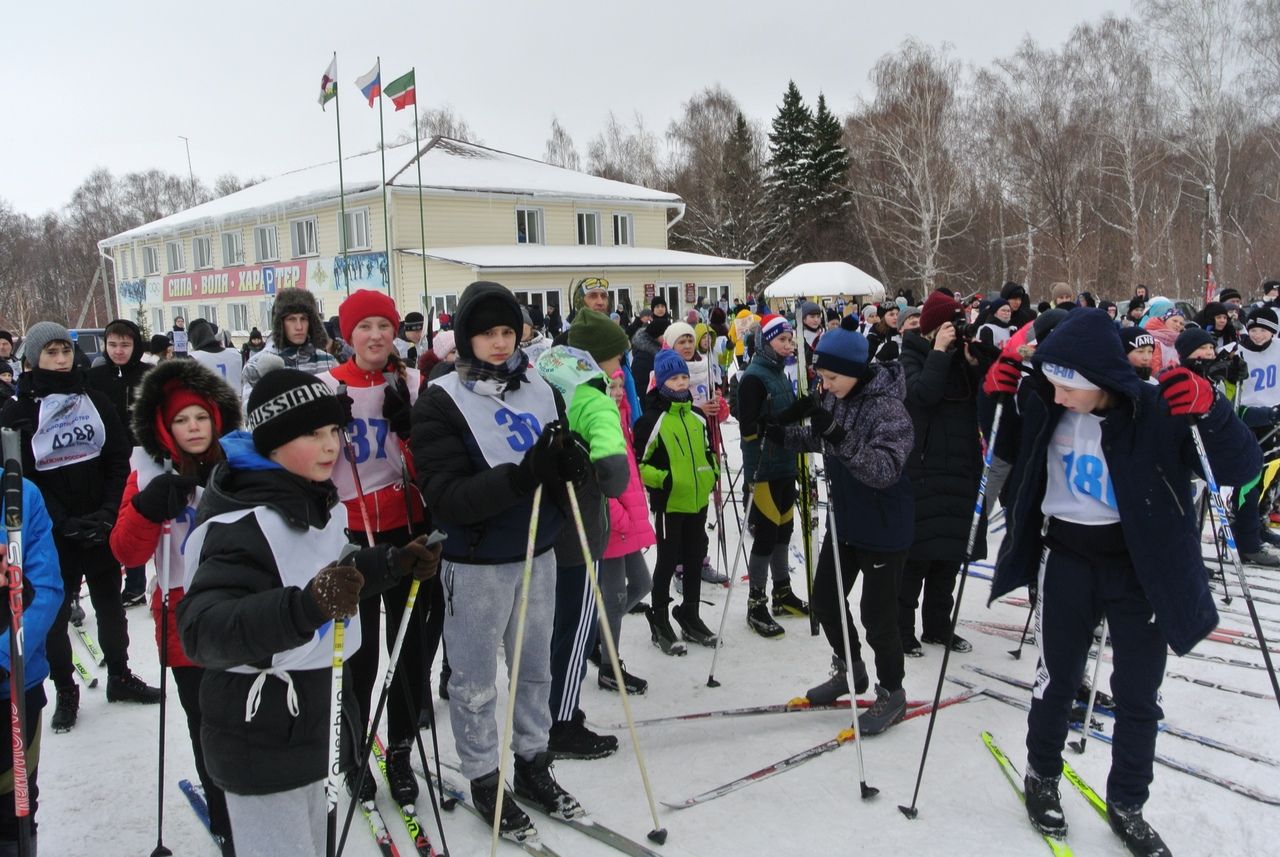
[46,540,129,688]
[173,666,231,839]
[812,535,906,691]
[652,509,709,609]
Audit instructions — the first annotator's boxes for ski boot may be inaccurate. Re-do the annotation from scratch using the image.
[384,739,418,805]
[51,685,79,733]
[921,632,972,653]
[1107,801,1172,857]
[647,602,687,656]
[672,603,718,647]
[471,770,535,841]
[746,588,785,638]
[548,710,618,760]
[345,762,377,803]
[513,752,584,819]
[106,671,162,704]
[1023,767,1067,839]
[598,661,648,694]
[771,584,810,617]
[700,558,729,585]
[806,655,869,703]
[857,685,906,735]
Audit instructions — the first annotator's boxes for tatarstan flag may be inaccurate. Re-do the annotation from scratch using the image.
[384,69,416,111]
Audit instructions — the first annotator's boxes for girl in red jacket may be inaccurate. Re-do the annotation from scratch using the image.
[110,359,241,856]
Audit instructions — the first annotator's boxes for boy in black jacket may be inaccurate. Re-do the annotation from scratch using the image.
[0,321,159,732]
[178,367,440,857]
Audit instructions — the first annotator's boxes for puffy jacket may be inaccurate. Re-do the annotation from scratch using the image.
[603,391,656,559]
[738,347,798,484]
[0,481,64,699]
[553,380,629,566]
[633,390,718,514]
[899,331,987,562]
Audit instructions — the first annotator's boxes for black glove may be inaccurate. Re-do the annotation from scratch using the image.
[760,414,786,445]
[774,395,819,425]
[555,432,590,488]
[513,428,560,493]
[389,534,444,581]
[132,473,198,524]
[59,516,107,547]
[303,561,364,620]
[335,391,356,427]
[382,376,412,441]
[1231,356,1251,385]
[809,407,846,444]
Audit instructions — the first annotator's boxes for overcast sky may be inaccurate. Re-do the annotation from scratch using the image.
[2,0,1128,216]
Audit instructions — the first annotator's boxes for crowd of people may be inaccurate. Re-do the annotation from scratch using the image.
[0,273,1272,857]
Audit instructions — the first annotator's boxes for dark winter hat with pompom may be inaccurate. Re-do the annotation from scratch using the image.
[814,315,871,379]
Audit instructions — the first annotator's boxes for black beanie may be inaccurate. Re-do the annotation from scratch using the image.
[1175,328,1215,362]
[0,331,12,345]
[454,281,523,359]
[245,368,346,457]
[647,315,671,340]
[651,295,667,311]
[1033,308,1069,344]
[1120,327,1155,353]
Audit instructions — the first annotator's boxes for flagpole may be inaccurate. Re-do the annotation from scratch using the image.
[333,53,351,296]
[376,57,392,298]
[411,68,429,337]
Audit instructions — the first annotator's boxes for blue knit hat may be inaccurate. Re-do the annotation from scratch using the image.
[654,349,689,388]
[814,317,871,379]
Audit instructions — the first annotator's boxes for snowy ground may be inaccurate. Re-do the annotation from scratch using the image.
[38,421,1280,856]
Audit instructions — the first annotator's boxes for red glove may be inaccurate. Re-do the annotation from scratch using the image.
[983,357,1022,396]
[1158,366,1214,416]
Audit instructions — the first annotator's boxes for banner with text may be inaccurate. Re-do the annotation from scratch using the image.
[163,262,307,302]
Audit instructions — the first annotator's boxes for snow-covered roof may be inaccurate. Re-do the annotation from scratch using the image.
[101,137,682,246]
[764,261,885,300]
[406,245,752,271]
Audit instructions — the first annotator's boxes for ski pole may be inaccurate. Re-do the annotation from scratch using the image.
[564,479,668,843]
[490,484,544,857]
[2,429,33,857]
[1198,482,1232,605]
[1189,424,1280,715]
[1007,599,1034,660]
[326,544,358,857]
[150,457,176,857]
[706,478,754,688]
[820,467,878,799]
[900,396,1004,820]
[1069,617,1109,754]
[708,419,732,582]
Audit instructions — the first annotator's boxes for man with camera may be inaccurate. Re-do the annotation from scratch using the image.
[897,289,987,657]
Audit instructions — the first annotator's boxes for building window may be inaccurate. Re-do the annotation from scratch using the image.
[117,248,129,279]
[577,212,601,246]
[258,300,274,330]
[193,236,213,270]
[609,286,633,316]
[222,231,245,266]
[166,240,185,273]
[143,246,160,275]
[254,226,279,262]
[151,308,165,335]
[613,213,633,246]
[515,208,543,245]
[228,303,249,332]
[197,304,218,326]
[428,294,458,318]
[340,209,370,252]
[290,218,319,258]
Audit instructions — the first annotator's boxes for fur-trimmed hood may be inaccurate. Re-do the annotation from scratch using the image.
[132,358,243,460]
[271,287,328,350]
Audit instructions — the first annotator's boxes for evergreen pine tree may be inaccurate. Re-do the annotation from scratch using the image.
[764,80,815,277]
[809,93,852,227]
[721,112,775,283]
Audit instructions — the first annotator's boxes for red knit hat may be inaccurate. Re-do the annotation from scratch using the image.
[918,290,962,336]
[154,379,222,459]
[339,289,400,342]
[758,313,792,343]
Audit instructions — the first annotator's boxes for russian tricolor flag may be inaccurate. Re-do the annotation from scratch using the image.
[355,61,381,107]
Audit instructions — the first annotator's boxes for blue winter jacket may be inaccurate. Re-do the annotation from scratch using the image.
[991,309,1261,656]
[0,480,65,698]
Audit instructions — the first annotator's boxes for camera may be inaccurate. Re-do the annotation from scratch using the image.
[949,310,972,342]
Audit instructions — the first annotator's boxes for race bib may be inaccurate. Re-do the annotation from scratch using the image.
[32,393,106,471]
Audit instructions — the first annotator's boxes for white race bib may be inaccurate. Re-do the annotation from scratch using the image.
[32,393,106,472]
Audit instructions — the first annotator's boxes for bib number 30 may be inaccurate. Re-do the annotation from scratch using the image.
[496,410,542,452]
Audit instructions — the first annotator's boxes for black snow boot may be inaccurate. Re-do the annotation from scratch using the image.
[598,660,648,695]
[1107,802,1173,857]
[672,603,718,647]
[384,740,418,805]
[856,684,906,735]
[51,685,79,733]
[746,588,785,638]
[471,770,534,841]
[548,709,618,760]
[513,752,584,819]
[1023,767,1068,839]
[106,671,162,704]
[646,601,687,656]
[806,655,869,704]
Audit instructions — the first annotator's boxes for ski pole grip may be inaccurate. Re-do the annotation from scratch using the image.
[2,428,21,531]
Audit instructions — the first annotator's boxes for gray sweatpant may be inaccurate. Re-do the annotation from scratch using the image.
[598,551,652,648]
[443,550,557,780]
[224,780,326,857]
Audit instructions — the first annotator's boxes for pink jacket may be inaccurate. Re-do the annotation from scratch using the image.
[603,390,657,559]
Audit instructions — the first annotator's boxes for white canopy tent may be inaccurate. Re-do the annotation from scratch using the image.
[763,261,886,303]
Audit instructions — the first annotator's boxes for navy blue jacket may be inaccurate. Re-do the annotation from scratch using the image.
[991,309,1261,656]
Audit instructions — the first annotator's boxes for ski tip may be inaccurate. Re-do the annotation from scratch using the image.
[898,804,919,820]
[835,727,856,743]
[647,827,668,845]
[786,696,811,708]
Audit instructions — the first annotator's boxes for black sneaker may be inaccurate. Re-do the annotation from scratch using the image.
[902,634,924,658]
[921,633,972,653]
[548,711,619,760]
[513,752,583,819]
[106,671,162,704]
[1024,768,1067,839]
[1107,801,1172,857]
[672,603,718,647]
[646,603,687,656]
[345,763,376,803]
[384,740,418,805]
[51,685,79,733]
[598,661,648,695]
[121,590,147,608]
[771,585,810,617]
[746,589,784,638]
[470,770,534,841]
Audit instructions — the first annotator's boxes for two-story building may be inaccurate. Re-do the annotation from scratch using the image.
[99,137,752,338]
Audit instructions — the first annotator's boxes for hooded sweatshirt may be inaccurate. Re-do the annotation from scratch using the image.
[85,318,148,446]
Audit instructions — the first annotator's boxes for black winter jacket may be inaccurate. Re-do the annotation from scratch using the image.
[899,331,987,562]
[85,319,148,446]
